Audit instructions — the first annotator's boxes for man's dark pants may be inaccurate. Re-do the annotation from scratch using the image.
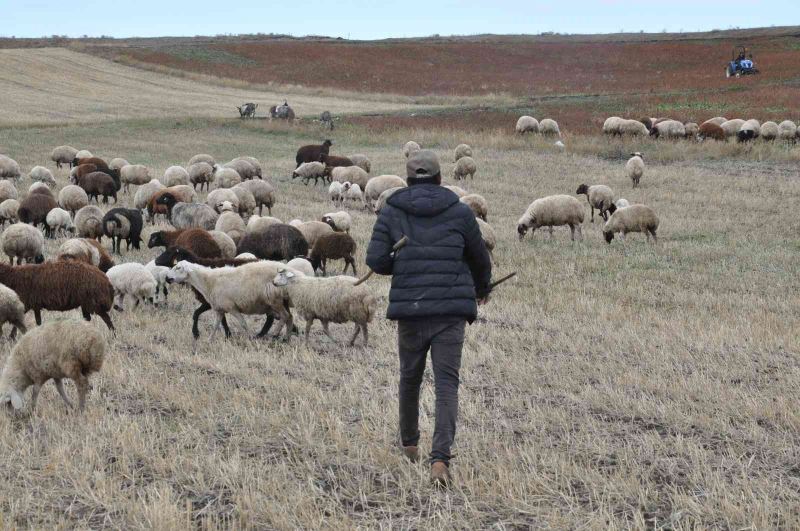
[397,319,466,465]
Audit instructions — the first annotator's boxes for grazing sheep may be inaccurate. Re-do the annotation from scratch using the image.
[133,179,165,210]
[0,199,20,227]
[702,117,727,127]
[224,159,258,181]
[73,157,109,171]
[147,186,196,222]
[237,224,308,261]
[309,232,357,275]
[74,205,105,240]
[342,182,364,207]
[683,122,699,138]
[148,228,221,259]
[330,165,369,190]
[57,185,89,216]
[373,187,403,214]
[349,154,371,173]
[0,155,22,180]
[57,238,114,272]
[517,195,584,241]
[102,208,143,254]
[286,257,315,277]
[403,141,421,158]
[51,145,78,169]
[0,181,18,203]
[614,198,630,209]
[515,116,539,134]
[460,193,488,221]
[291,220,333,249]
[328,181,344,206]
[476,218,497,264]
[721,119,745,138]
[320,155,355,177]
[233,157,262,179]
[44,208,75,238]
[443,185,467,198]
[778,120,797,142]
[29,182,53,198]
[119,164,151,193]
[697,122,726,141]
[737,119,761,142]
[2,223,44,264]
[0,320,105,412]
[145,260,170,304]
[189,154,215,167]
[28,166,56,187]
[626,152,645,188]
[603,204,659,244]
[214,167,242,189]
[246,215,284,236]
[74,149,93,160]
[539,118,561,137]
[639,117,655,131]
[231,186,257,217]
[760,121,780,141]
[364,175,406,210]
[454,144,473,162]
[650,120,686,139]
[452,156,477,182]
[75,171,117,204]
[162,166,190,187]
[171,201,219,231]
[617,119,649,137]
[0,261,114,329]
[206,188,240,214]
[188,162,214,192]
[106,263,157,311]
[18,193,57,228]
[209,230,237,259]
[293,161,327,186]
[602,116,622,136]
[215,211,246,244]
[0,284,26,339]
[295,140,332,168]
[272,268,377,346]
[109,158,129,172]
[575,184,614,222]
[237,179,274,216]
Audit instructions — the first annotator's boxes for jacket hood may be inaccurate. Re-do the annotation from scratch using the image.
[387,184,459,217]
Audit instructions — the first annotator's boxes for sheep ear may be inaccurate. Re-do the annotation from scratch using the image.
[10,390,23,410]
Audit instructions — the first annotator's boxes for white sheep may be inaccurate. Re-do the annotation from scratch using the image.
[286,257,315,277]
[28,166,56,187]
[74,205,105,240]
[215,211,246,244]
[109,158,129,171]
[0,283,26,339]
[0,319,105,412]
[476,218,497,264]
[45,208,75,237]
[342,182,364,207]
[50,145,78,169]
[650,120,686,139]
[539,118,561,137]
[214,167,242,189]
[515,116,539,134]
[759,121,779,141]
[209,230,237,259]
[603,204,659,244]
[0,155,22,180]
[460,193,488,221]
[347,154,371,173]
[452,156,477,181]
[454,144,473,161]
[0,180,18,203]
[75,149,93,160]
[517,195,584,241]
[57,185,89,216]
[721,119,745,138]
[133,179,166,210]
[602,116,622,136]
[206,188,240,214]
[617,119,649,137]
[373,186,404,214]
[272,268,378,346]
[575,184,615,222]
[2,223,44,264]
[330,166,369,190]
[120,164,151,193]
[778,120,797,142]
[626,152,645,188]
[235,252,258,261]
[320,211,352,233]
[403,141,421,158]
[145,260,170,305]
[231,185,257,217]
[292,220,333,248]
[189,153,216,167]
[0,199,20,226]
[329,181,344,206]
[364,175,406,211]
[162,165,190,187]
[292,161,326,186]
[246,215,283,236]
[237,179,275,215]
[615,198,630,209]
[106,263,157,311]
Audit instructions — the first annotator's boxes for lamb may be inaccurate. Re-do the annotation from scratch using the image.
[309,232,357,275]
[0,320,105,412]
[246,215,284,236]
[650,120,686,139]
[224,159,258,181]
[133,179,165,210]
[617,119,649,137]
[778,120,797,142]
[28,166,56,187]
[626,152,645,188]
[460,193,488,221]
[602,116,622,136]
[0,284,26,339]
[162,165,190,187]
[206,188,240,214]
[189,154,215,167]
[697,122,726,141]
[330,165,369,190]
[759,121,779,141]
[443,185,467,198]
[721,119,745,138]
[517,195,584,241]
[188,162,214,191]
[74,205,105,241]
[57,238,115,272]
[51,145,78,169]
[290,220,333,248]
[119,164,151,193]
[237,179,275,215]
[702,117,727,127]
[403,141,421,158]
[215,212,246,244]
[0,180,18,203]
[575,184,615,222]
[209,230,237,259]
[349,154,371,173]
[44,208,75,238]
[603,204,659,244]
[293,161,327,186]
[0,199,20,226]
[286,257,315,277]
[145,260,170,304]
[231,186,257,217]
[737,119,761,142]
[102,208,143,254]
[165,260,292,340]
[148,228,222,259]
[0,155,22,180]
[295,140,332,168]
[236,224,308,261]
[515,116,539,134]
[213,167,241,189]
[75,171,117,203]
[106,263,157,311]
[0,261,114,329]
[18,193,57,228]
[683,122,699,138]
[452,156,477,181]
[373,187,403,214]
[342,182,364,207]
[476,219,497,264]
[272,268,377,346]
[2,223,44,264]
[329,181,344,206]
[539,118,561,137]
[364,175,405,211]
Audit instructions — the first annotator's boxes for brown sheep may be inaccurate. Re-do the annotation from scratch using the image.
[147,228,222,259]
[0,261,114,330]
[147,186,196,223]
[75,172,117,204]
[295,140,332,168]
[319,153,354,170]
[29,186,55,199]
[309,232,357,276]
[18,194,57,228]
[697,122,726,141]
[73,163,98,181]
[72,156,109,170]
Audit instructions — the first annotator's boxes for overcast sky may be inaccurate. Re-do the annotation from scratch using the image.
[2,0,798,40]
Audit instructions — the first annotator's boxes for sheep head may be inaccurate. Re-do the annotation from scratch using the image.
[604,231,615,244]
[516,223,529,241]
[630,152,643,159]
[147,231,167,249]
[272,268,296,287]
[575,184,589,195]
[166,260,194,284]
[321,216,336,230]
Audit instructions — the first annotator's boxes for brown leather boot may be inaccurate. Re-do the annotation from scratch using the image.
[401,446,420,462]
[430,462,451,488]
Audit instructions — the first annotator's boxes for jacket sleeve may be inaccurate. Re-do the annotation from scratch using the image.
[462,213,492,298]
[365,207,396,275]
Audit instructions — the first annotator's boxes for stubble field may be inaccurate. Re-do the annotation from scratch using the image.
[0,110,799,528]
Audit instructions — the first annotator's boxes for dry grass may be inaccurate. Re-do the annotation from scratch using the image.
[0,48,440,126]
[0,116,798,528]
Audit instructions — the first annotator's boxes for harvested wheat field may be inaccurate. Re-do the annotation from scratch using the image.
[0,113,798,528]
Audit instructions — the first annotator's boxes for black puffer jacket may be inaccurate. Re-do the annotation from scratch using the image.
[366,184,492,322]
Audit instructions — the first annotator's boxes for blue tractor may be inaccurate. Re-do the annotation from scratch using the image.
[726,45,758,78]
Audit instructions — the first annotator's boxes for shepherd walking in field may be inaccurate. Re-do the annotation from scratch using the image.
[366,150,492,487]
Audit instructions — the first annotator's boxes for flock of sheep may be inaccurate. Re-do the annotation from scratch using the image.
[602,116,799,143]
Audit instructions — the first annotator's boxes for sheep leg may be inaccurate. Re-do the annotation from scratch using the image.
[96,311,114,332]
[304,318,314,344]
[30,384,42,412]
[548,226,554,240]
[361,324,368,346]
[74,375,89,412]
[590,206,595,223]
[192,301,210,339]
[256,314,275,337]
[321,321,334,341]
[650,229,658,244]
[34,309,42,326]
[54,379,74,409]
[576,225,583,241]
[348,323,361,346]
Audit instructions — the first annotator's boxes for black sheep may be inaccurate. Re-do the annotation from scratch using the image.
[236,224,308,261]
[102,208,143,254]
[295,140,332,168]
